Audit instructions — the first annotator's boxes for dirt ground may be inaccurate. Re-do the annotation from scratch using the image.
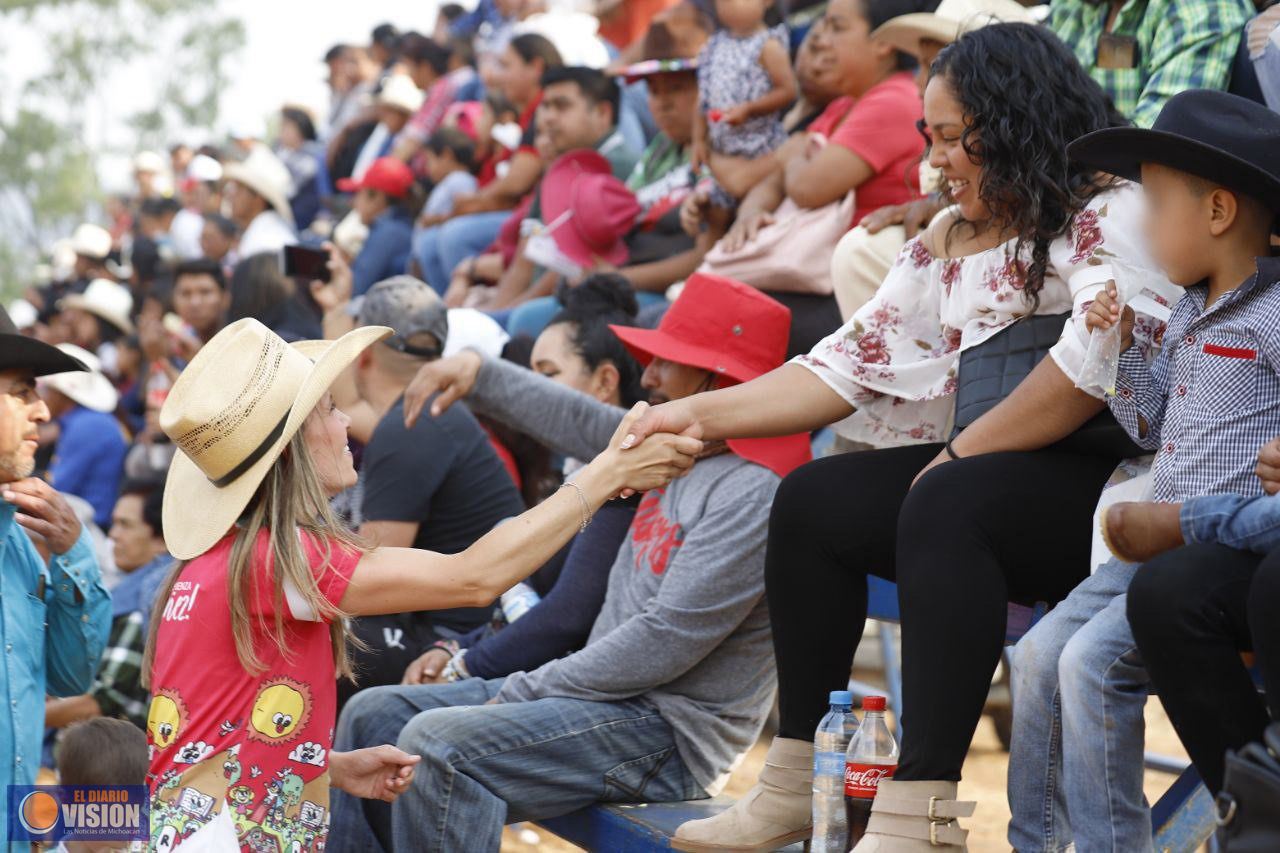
[500,693,1191,853]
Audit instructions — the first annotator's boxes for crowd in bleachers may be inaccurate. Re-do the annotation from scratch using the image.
[6,0,1280,850]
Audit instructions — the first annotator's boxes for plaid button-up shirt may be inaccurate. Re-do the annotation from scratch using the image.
[1049,0,1252,128]
[89,611,148,729]
[1111,256,1280,502]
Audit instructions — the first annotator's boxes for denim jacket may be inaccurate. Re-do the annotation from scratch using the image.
[0,500,110,834]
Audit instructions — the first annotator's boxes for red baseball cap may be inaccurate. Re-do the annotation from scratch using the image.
[337,157,415,197]
[540,150,640,268]
[609,273,812,478]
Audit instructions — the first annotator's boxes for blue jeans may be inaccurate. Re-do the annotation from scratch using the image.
[413,211,510,294]
[1007,558,1153,853]
[1254,21,1280,112]
[329,678,704,852]
[1182,492,1280,553]
[505,291,670,339]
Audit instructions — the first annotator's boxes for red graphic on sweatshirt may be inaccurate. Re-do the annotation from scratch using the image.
[631,491,684,575]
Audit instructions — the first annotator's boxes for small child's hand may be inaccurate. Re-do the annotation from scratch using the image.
[723,104,753,126]
[690,140,710,174]
[1085,280,1135,349]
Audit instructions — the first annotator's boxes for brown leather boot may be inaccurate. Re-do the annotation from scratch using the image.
[1101,501,1185,563]
[851,780,974,851]
[671,737,813,852]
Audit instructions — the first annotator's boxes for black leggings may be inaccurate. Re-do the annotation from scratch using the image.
[766,444,1119,781]
[1127,543,1280,794]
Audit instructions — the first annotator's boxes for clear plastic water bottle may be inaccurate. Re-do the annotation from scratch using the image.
[500,582,541,623]
[845,696,900,847]
[812,690,859,852]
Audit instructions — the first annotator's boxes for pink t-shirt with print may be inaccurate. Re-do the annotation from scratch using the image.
[146,529,358,853]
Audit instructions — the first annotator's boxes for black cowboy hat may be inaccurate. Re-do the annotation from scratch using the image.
[1068,89,1280,230]
[0,306,87,377]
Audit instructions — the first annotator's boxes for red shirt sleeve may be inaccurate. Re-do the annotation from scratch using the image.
[249,529,360,621]
[825,74,923,173]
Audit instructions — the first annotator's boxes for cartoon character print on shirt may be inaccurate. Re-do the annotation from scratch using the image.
[631,490,684,575]
[147,688,188,751]
[248,677,312,744]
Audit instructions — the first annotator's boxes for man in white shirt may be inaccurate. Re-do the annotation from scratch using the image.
[222,147,297,262]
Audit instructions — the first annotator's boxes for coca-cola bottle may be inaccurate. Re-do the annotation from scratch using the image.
[844,695,898,849]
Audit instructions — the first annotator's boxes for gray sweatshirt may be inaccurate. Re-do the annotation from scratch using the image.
[467,356,779,795]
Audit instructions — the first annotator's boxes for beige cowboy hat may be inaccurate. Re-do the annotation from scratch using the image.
[159,318,390,559]
[60,278,135,334]
[377,73,426,115]
[872,0,1038,57]
[222,146,296,225]
[41,344,119,413]
[71,224,112,261]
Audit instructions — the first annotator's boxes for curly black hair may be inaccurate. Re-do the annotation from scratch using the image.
[931,23,1128,300]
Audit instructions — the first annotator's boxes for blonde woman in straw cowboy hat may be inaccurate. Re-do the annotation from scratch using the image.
[139,318,700,851]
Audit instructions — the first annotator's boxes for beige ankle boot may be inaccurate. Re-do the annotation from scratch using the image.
[671,737,813,852]
[851,780,974,852]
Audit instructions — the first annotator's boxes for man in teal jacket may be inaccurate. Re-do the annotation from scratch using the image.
[0,307,111,842]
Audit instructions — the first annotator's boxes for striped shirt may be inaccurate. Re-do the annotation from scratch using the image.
[1049,0,1252,128]
[1110,256,1280,501]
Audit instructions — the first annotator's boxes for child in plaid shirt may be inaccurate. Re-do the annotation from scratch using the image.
[1007,90,1280,852]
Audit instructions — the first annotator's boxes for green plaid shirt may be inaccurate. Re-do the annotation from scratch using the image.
[1049,0,1251,127]
[88,611,148,729]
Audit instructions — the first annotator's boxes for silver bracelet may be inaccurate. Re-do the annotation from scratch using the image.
[560,481,593,532]
[442,649,470,683]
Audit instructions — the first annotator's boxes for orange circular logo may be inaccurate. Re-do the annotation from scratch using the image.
[19,790,60,834]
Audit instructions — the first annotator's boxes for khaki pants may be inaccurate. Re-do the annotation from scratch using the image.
[829,223,908,322]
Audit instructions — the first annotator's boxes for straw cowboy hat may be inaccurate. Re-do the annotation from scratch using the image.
[60,278,135,335]
[872,0,1037,57]
[223,147,296,225]
[159,318,390,559]
[41,344,118,413]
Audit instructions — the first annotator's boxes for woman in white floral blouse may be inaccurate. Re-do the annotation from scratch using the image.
[633,24,1184,852]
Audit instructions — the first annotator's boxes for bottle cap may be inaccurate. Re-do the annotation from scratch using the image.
[862,696,886,712]
[829,690,853,706]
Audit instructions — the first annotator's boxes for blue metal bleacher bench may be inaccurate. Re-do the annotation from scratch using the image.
[534,576,1218,851]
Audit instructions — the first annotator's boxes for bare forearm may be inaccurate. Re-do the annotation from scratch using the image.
[490,255,536,308]
[348,462,620,614]
[744,85,796,120]
[951,358,1106,455]
[689,364,853,440]
[45,694,102,729]
[709,152,782,200]
[620,245,707,293]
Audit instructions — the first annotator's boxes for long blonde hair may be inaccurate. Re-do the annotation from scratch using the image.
[142,427,365,688]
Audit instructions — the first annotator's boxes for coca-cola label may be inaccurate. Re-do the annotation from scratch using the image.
[845,762,896,798]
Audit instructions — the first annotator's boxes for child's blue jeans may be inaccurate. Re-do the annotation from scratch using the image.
[1182,492,1280,554]
[1007,557,1154,853]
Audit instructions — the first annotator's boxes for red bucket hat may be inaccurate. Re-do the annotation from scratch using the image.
[610,273,812,478]
[540,150,640,268]
[336,157,415,197]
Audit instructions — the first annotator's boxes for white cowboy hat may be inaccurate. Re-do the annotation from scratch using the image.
[186,154,223,183]
[71,224,112,260]
[159,318,390,559]
[377,73,426,115]
[41,344,118,413]
[872,0,1038,57]
[133,150,166,174]
[222,147,296,225]
[60,278,135,334]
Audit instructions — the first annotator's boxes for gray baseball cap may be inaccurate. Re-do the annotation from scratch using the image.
[353,276,449,358]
